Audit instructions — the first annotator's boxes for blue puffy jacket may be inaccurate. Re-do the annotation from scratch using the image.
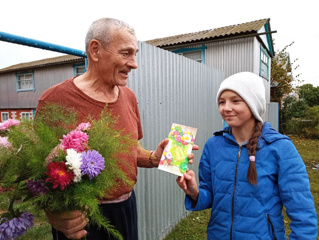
[185,122,318,239]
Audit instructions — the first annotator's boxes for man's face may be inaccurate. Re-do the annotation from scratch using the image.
[98,29,138,87]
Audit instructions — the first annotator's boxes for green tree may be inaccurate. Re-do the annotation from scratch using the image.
[282,95,309,118]
[281,84,319,138]
[297,84,319,107]
[271,42,301,103]
[281,95,309,134]
[299,106,319,139]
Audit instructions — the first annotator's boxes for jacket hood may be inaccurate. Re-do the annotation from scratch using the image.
[261,122,290,143]
[214,122,291,147]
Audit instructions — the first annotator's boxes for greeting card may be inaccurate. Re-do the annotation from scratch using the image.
[158,123,197,176]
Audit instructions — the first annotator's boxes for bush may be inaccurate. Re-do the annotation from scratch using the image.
[282,106,319,139]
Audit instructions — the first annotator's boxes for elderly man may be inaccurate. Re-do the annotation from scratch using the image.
[38,18,198,240]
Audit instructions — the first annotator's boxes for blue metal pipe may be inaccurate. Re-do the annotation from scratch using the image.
[0,31,87,58]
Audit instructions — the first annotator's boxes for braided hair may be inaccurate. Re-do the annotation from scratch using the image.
[246,121,263,185]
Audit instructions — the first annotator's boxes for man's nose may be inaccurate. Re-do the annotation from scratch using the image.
[128,55,138,69]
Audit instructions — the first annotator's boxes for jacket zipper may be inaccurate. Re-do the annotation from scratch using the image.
[230,145,242,240]
[267,214,278,240]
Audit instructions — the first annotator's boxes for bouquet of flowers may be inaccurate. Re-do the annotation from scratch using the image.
[0,104,136,240]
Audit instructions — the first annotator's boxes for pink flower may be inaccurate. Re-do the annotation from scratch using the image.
[59,130,89,152]
[172,131,179,136]
[166,152,172,159]
[45,146,60,164]
[76,122,91,132]
[175,135,181,142]
[0,136,12,148]
[0,119,20,131]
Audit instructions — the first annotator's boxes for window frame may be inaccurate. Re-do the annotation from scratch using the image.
[16,71,35,92]
[20,112,32,120]
[260,46,270,79]
[73,64,86,76]
[1,112,9,122]
[173,45,207,64]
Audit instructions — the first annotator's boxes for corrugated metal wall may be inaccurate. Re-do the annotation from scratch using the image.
[127,42,225,240]
[205,38,254,79]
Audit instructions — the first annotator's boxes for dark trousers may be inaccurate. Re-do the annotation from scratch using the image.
[52,190,138,240]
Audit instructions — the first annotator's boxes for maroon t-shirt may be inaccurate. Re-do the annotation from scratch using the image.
[37,77,143,199]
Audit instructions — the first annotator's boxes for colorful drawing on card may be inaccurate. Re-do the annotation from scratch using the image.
[158,123,197,176]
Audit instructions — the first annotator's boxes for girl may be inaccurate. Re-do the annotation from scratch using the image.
[177,72,318,239]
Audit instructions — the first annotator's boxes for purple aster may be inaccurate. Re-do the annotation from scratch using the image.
[0,211,34,240]
[0,218,10,240]
[27,180,49,196]
[80,150,105,180]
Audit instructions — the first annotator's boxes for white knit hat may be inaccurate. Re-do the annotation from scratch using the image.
[216,72,266,122]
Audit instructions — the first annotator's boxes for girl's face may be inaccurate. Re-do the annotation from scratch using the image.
[218,90,255,129]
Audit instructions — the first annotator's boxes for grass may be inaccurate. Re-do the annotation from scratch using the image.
[164,136,319,240]
[1,136,318,240]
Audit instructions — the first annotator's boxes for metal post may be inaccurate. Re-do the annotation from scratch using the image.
[0,31,87,58]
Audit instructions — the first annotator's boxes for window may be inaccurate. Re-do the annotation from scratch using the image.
[73,64,86,76]
[260,47,269,79]
[16,72,34,91]
[173,45,207,64]
[180,51,203,63]
[1,112,9,122]
[21,112,31,120]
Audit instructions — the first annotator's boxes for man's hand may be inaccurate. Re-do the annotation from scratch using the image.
[137,139,199,168]
[152,139,199,167]
[46,210,88,239]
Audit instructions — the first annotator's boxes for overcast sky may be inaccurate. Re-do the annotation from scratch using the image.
[0,0,318,86]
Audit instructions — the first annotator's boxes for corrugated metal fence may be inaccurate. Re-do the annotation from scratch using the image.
[127,42,225,240]
[269,102,279,132]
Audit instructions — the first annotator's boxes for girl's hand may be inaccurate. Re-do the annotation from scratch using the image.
[176,170,199,202]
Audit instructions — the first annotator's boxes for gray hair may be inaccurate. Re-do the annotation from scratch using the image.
[85,18,135,52]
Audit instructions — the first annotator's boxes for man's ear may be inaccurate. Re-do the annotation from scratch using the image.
[88,40,101,62]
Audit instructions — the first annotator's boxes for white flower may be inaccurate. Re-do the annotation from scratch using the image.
[65,148,82,182]
[182,133,192,143]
